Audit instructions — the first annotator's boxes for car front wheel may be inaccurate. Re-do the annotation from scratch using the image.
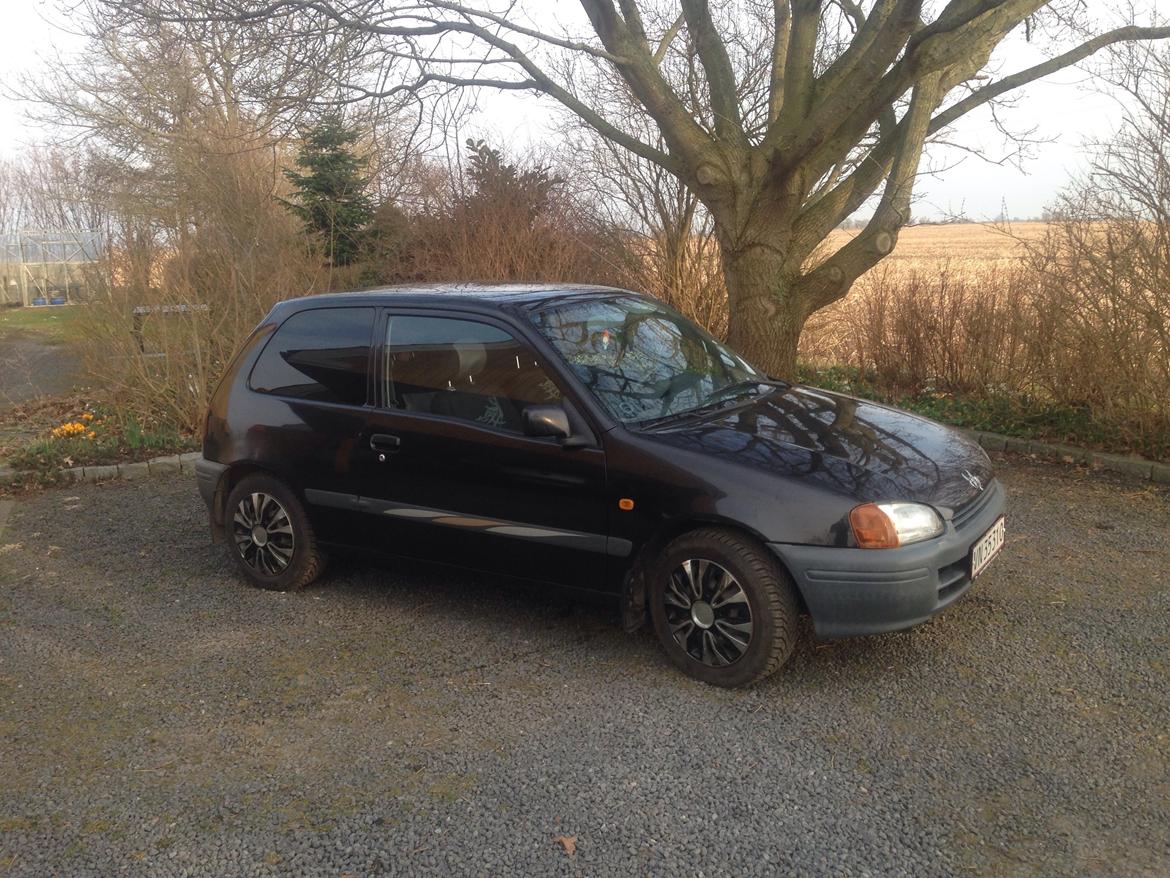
[224,473,326,591]
[649,528,799,687]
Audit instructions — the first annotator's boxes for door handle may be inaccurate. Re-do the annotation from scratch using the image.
[370,433,401,453]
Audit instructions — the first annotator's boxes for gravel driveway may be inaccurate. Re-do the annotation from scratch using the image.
[1,459,1167,877]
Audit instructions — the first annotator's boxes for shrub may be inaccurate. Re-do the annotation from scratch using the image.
[799,251,1169,459]
[77,143,325,434]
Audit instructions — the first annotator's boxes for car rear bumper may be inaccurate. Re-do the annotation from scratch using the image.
[195,457,229,542]
[768,481,1006,637]
[194,456,227,509]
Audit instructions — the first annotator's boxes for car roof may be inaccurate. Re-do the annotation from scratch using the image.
[273,283,638,314]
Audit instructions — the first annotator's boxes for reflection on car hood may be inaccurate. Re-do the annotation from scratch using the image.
[642,384,994,510]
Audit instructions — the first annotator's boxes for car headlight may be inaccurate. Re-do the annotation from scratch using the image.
[850,502,944,548]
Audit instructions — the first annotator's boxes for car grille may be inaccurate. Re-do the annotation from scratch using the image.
[938,481,1000,604]
[937,558,970,602]
[952,480,998,531]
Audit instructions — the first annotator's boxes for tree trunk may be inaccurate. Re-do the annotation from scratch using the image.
[722,243,808,379]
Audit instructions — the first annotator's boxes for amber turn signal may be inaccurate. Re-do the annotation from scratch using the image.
[849,503,900,549]
[618,498,635,511]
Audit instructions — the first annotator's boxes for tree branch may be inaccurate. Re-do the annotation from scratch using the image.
[680,0,745,142]
[929,24,1170,134]
[791,128,900,259]
[768,1,791,123]
[616,0,647,41]
[426,0,625,61]
[785,0,1041,184]
[797,71,944,308]
[811,0,921,114]
[653,13,686,65]
[775,0,822,129]
[578,0,719,177]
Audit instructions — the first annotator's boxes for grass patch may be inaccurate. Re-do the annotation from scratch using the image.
[798,363,1167,461]
[0,816,38,832]
[0,304,83,344]
[425,772,476,804]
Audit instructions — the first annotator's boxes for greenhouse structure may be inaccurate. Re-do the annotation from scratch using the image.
[0,229,102,307]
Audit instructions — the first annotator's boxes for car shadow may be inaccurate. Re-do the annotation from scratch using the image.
[290,550,979,692]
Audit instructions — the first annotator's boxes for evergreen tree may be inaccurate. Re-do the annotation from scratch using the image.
[281,116,373,266]
[464,139,559,227]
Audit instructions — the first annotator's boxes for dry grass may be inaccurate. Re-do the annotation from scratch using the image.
[801,220,1170,459]
[827,221,1050,271]
[804,222,1050,379]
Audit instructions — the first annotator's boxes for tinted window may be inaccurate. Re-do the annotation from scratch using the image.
[250,307,374,405]
[384,315,561,433]
[528,295,760,423]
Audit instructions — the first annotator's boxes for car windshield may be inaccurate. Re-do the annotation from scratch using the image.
[528,294,768,424]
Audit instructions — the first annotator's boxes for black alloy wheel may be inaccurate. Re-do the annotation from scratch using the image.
[664,558,754,667]
[232,491,295,575]
[224,473,326,591]
[650,528,800,687]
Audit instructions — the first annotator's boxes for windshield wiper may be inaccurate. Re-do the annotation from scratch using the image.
[635,409,704,429]
[635,378,786,429]
[707,378,768,404]
[699,377,790,408]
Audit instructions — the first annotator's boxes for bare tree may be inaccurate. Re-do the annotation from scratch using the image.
[9,4,358,427]
[2,148,113,234]
[1024,41,1170,447]
[97,0,1169,375]
[0,160,24,237]
[569,124,726,333]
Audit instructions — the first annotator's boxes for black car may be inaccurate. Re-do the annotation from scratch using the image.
[196,284,1006,687]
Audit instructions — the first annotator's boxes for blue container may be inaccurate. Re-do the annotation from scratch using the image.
[31,297,47,306]
[50,296,67,305]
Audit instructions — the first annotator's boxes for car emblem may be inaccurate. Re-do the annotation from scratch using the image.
[961,470,983,491]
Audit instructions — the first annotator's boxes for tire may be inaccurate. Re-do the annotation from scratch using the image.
[649,527,799,687]
[224,473,326,591]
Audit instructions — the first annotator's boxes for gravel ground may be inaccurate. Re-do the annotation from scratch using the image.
[0,458,1167,877]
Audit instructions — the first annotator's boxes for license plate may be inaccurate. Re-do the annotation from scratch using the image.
[971,516,1006,579]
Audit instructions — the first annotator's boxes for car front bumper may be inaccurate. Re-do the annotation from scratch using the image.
[769,480,1007,637]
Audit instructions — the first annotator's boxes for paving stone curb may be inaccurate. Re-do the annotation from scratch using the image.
[961,429,1168,484]
[0,451,201,487]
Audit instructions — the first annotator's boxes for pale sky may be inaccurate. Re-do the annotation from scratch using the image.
[0,1,1136,221]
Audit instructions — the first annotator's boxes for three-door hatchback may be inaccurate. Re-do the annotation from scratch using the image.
[197,284,1006,686]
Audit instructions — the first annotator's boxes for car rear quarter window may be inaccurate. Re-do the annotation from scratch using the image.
[249,307,374,405]
[384,315,561,433]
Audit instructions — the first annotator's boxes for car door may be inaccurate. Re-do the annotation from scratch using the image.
[354,308,611,592]
[244,305,376,546]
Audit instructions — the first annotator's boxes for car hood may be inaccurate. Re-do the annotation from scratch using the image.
[640,384,994,511]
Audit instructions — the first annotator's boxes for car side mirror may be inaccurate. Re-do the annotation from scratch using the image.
[522,404,571,440]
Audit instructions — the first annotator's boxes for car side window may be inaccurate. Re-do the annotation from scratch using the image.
[250,307,374,405]
[384,315,562,433]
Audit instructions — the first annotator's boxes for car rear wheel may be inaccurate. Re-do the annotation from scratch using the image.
[224,474,326,591]
[649,528,799,687]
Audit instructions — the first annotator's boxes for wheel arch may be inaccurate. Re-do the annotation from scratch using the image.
[620,514,808,631]
[209,462,286,540]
